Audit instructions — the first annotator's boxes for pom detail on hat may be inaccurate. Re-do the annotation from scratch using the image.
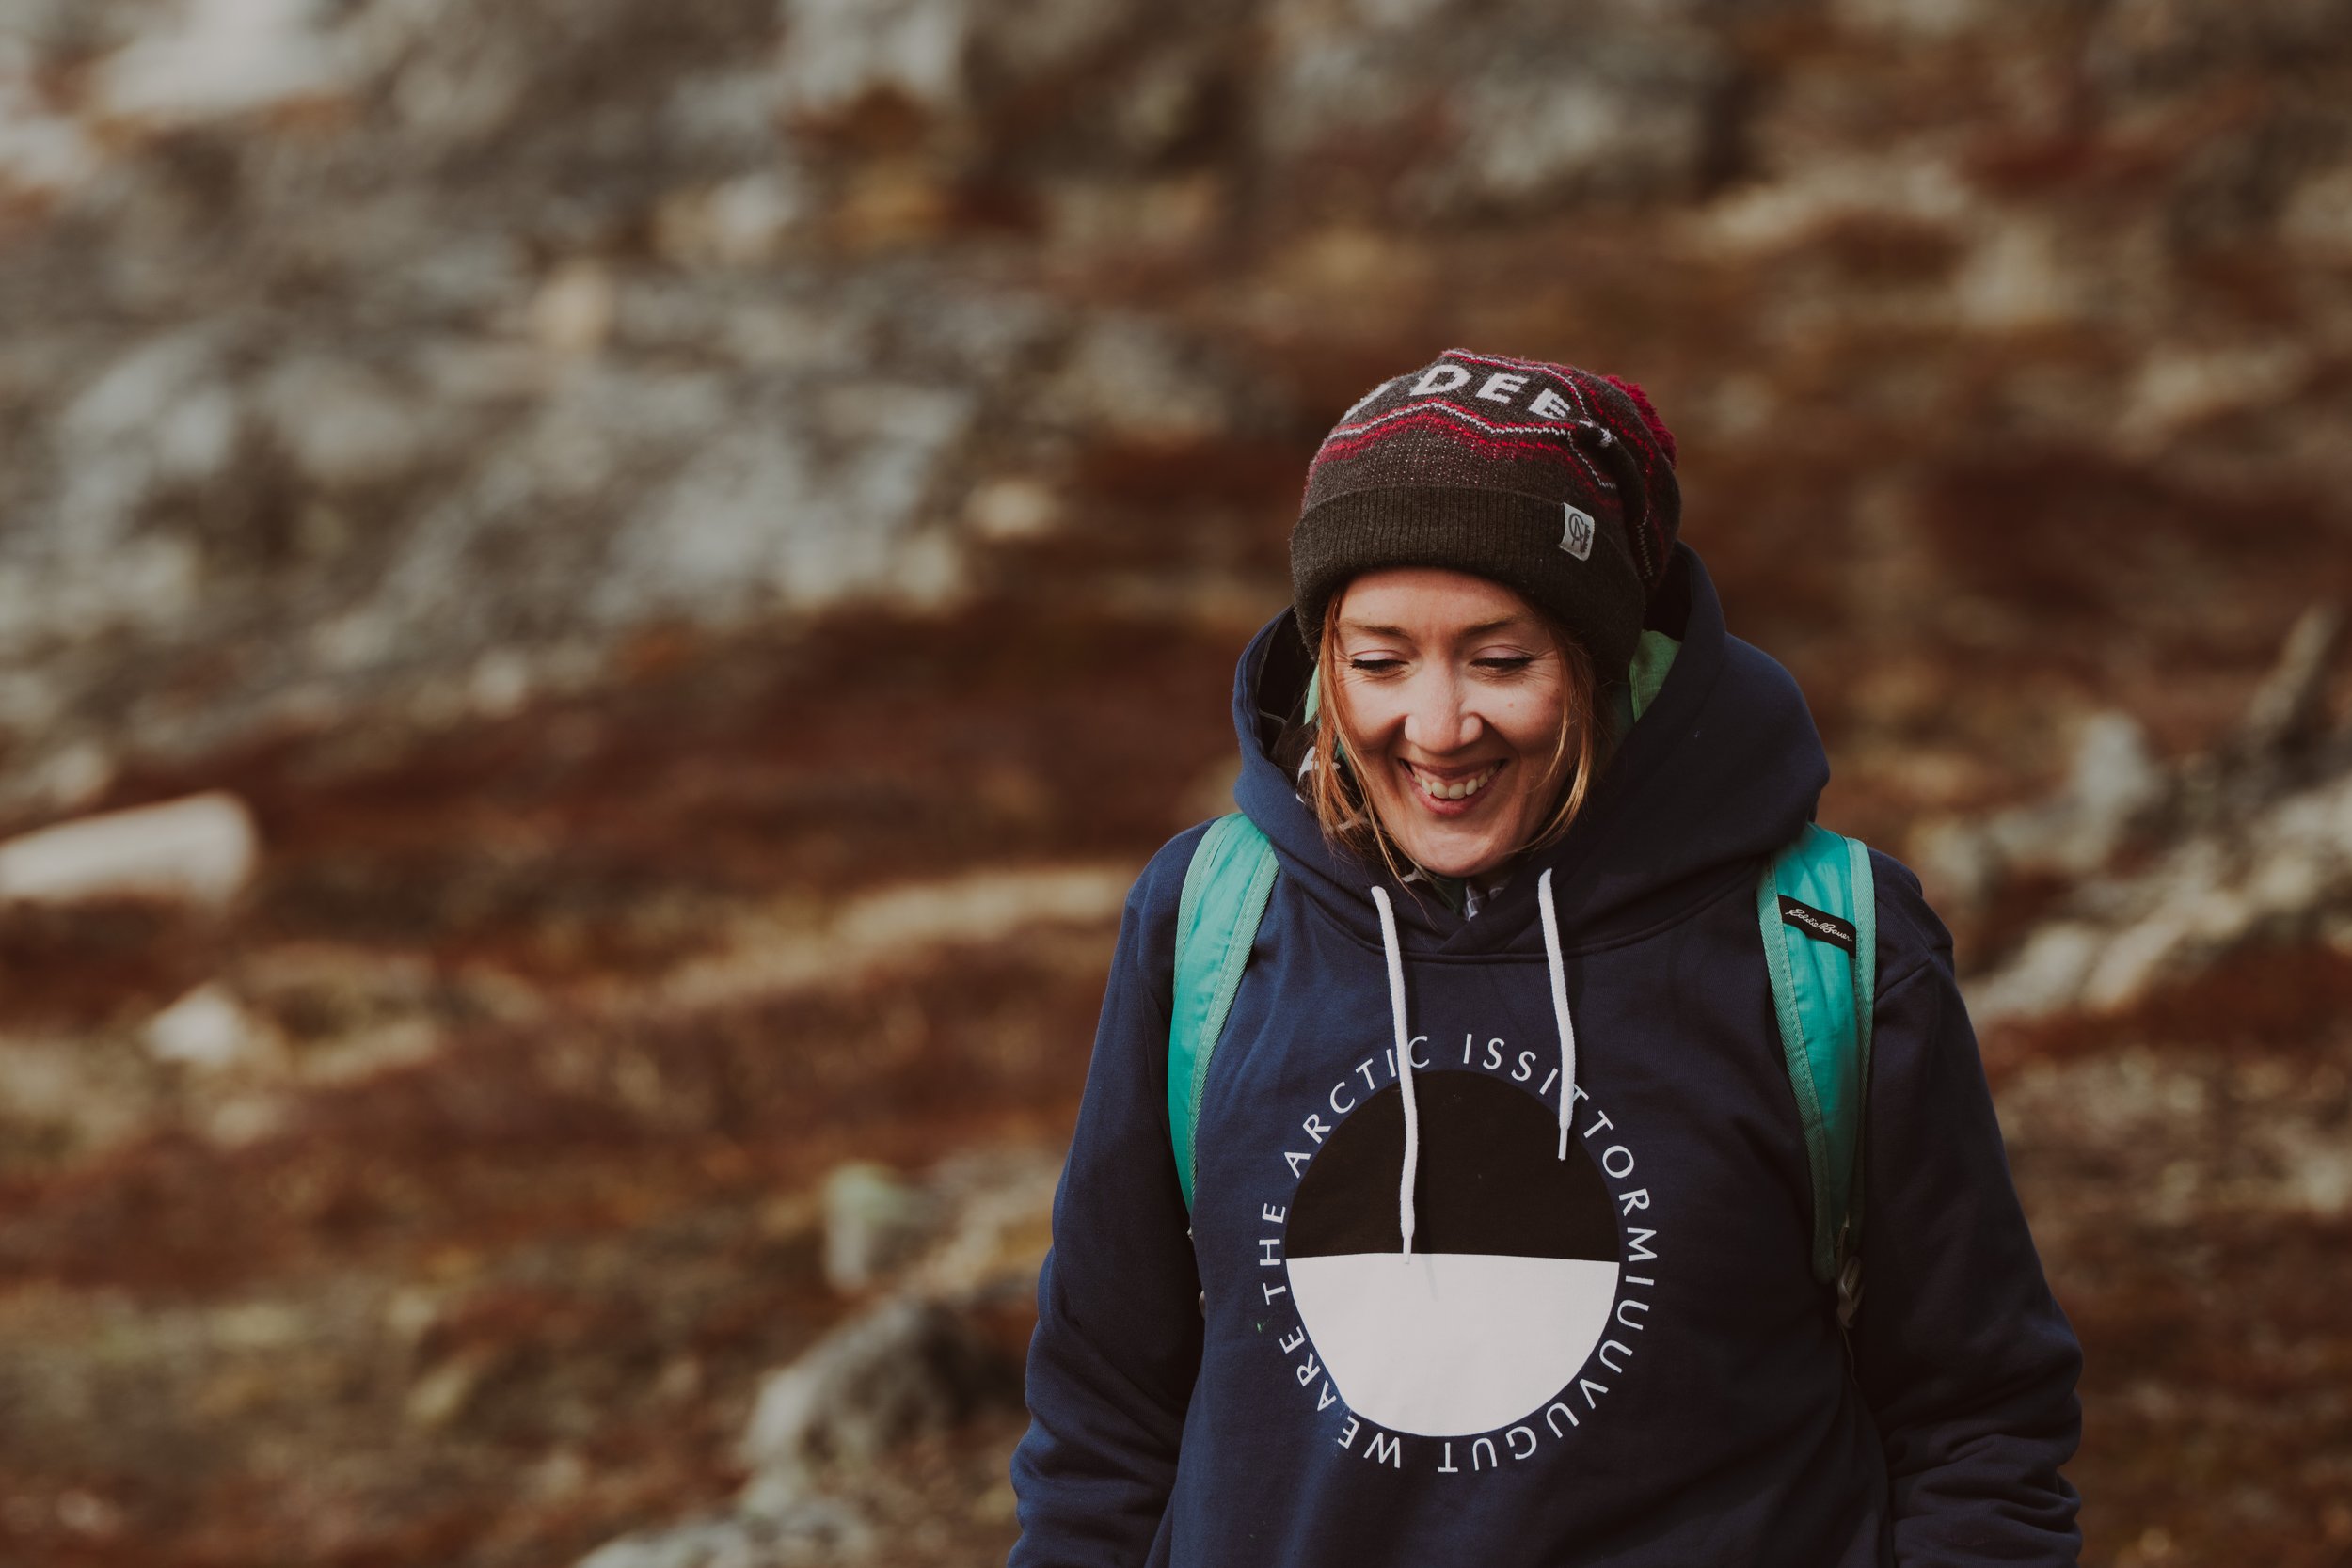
[1598,374,1677,467]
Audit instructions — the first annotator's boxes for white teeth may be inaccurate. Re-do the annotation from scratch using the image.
[1415,764,1500,801]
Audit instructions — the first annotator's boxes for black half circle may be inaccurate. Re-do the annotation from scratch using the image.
[1287,1071,1619,1261]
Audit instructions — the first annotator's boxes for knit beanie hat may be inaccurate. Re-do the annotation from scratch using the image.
[1290,349,1682,682]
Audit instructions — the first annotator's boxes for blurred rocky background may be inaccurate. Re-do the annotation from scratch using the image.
[1,0,2349,1561]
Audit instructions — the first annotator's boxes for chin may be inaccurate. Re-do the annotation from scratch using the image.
[1391,828,1517,880]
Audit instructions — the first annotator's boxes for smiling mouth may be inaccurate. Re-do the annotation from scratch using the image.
[1405,761,1503,801]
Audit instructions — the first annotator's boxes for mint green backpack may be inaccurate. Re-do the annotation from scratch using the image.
[1166,814,1878,1326]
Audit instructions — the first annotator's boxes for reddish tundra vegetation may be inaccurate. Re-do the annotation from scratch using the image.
[4,0,2351,1563]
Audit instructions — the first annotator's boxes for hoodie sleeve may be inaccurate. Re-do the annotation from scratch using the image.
[1851,853,2084,1567]
[1009,827,1209,1568]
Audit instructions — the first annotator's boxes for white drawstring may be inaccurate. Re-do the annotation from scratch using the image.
[1537,867,1578,1160]
[1371,872,1579,1258]
[1369,885,1419,1259]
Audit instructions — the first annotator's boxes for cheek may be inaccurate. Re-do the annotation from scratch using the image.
[1490,693,1569,756]
[1334,688,1408,751]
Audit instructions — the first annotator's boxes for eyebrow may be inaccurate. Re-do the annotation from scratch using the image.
[1337,617,1527,640]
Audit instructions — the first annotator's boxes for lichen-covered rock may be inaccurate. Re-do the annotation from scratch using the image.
[819,1161,941,1294]
[738,1294,1019,1498]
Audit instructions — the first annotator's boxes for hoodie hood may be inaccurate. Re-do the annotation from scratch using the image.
[1230,542,1829,958]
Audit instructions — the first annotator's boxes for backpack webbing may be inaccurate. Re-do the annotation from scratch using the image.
[1168,813,1279,1209]
[1756,821,1878,1319]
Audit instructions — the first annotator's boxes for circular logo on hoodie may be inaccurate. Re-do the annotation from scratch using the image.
[1283,1066,1626,1439]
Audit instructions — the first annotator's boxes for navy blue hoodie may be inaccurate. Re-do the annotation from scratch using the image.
[1009,546,2082,1567]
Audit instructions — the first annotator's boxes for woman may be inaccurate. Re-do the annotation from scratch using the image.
[1009,351,2082,1566]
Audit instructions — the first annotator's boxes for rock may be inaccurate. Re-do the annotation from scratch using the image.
[820,1162,940,1294]
[0,790,259,908]
[1037,316,1236,445]
[737,1294,1019,1503]
[1916,711,2168,911]
[596,379,977,624]
[774,0,1140,124]
[577,1497,873,1568]
[1955,602,2352,1023]
[1968,757,2352,1024]
[56,330,242,553]
[531,260,618,356]
[1434,34,1737,211]
[962,476,1061,541]
[93,0,351,127]
[142,982,283,1072]
[2236,603,2343,759]
[255,356,438,491]
[1258,0,1737,216]
[654,171,810,271]
[776,0,967,120]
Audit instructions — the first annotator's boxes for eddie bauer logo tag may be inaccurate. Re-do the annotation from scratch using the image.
[1559,503,1595,561]
[1779,896,1857,953]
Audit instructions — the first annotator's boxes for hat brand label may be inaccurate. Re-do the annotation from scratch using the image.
[1559,504,1595,561]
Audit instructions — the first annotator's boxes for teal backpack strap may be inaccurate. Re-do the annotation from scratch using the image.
[1169,814,1279,1211]
[1756,823,1878,1325]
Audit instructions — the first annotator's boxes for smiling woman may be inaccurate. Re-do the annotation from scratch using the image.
[1311,568,1602,888]
[1009,350,2084,1568]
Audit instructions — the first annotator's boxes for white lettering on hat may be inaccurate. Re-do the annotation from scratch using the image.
[1476,372,1529,403]
[1560,504,1595,560]
[1529,387,1577,420]
[1410,364,1472,395]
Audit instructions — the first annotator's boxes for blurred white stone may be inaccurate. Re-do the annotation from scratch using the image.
[1972,753,2352,1022]
[1920,711,2168,910]
[1041,318,1231,443]
[18,740,118,815]
[739,1294,1009,1490]
[258,356,435,490]
[2280,165,2352,256]
[656,171,808,270]
[1965,921,2103,1022]
[963,477,1059,541]
[1834,0,1982,39]
[1953,219,2074,329]
[577,1498,872,1568]
[601,382,975,622]
[1445,46,1727,208]
[0,37,100,198]
[775,0,1131,122]
[777,0,965,119]
[59,332,242,551]
[1699,153,1974,252]
[468,649,533,718]
[0,790,259,907]
[2238,604,2344,755]
[144,981,281,1071]
[532,260,618,356]
[95,0,350,125]
[2270,1120,2352,1216]
[2120,341,2310,450]
[904,1146,1061,1299]
[821,1162,941,1293]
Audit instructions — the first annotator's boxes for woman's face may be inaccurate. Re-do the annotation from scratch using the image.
[1328,568,1574,880]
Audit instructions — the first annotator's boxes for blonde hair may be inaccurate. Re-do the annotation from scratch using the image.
[1304,594,1610,884]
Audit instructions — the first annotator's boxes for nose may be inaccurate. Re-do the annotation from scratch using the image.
[1403,666,1480,754]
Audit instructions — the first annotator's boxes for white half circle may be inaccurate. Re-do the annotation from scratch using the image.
[1288,1252,1620,1437]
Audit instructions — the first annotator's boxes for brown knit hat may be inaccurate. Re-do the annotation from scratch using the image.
[1289,349,1681,680]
